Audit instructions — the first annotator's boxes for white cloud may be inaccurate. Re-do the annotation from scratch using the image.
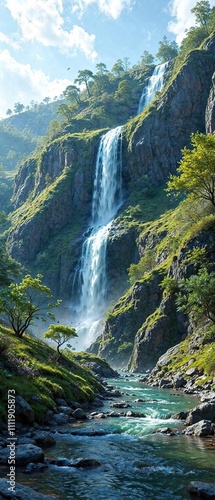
[71,0,134,19]
[0,31,19,49]
[168,0,215,45]
[0,49,72,117]
[4,0,97,60]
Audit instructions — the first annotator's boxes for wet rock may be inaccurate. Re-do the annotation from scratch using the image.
[186,367,199,376]
[172,373,186,388]
[172,411,188,420]
[187,481,215,498]
[0,444,44,466]
[72,408,87,420]
[159,378,173,389]
[58,406,73,415]
[0,478,55,499]
[24,462,49,473]
[111,401,131,408]
[33,431,56,447]
[16,395,35,425]
[52,413,69,424]
[153,427,176,435]
[186,402,215,425]
[183,419,213,437]
[71,458,101,468]
[126,411,146,418]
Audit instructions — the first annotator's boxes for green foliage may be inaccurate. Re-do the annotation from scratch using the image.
[117,341,133,354]
[44,324,77,360]
[191,0,212,32]
[0,236,20,288]
[176,268,215,324]
[160,277,178,297]
[128,249,156,284]
[140,50,154,68]
[156,36,178,63]
[74,69,94,98]
[167,133,215,208]
[0,325,101,424]
[0,274,61,337]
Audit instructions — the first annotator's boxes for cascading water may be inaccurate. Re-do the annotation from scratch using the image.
[73,126,123,349]
[138,61,169,114]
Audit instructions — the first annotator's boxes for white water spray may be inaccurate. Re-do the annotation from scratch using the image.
[138,61,169,114]
[73,126,123,349]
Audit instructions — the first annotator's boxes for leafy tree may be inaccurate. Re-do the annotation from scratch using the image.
[140,50,154,67]
[156,36,178,63]
[63,85,80,104]
[0,246,20,289]
[74,69,94,98]
[44,324,77,361]
[95,62,109,75]
[57,103,76,123]
[167,133,215,208]
[13,102,25,114]
[0,274,61,337]
[111,59,125,76]
[6,109,12,116]
[191,0,211,33]
[115,80,133,102]
[128,249,156,284]
[176,268,215,325]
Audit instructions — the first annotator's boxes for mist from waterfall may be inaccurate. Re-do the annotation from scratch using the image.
[72,126,123,349]
[138,61,168,114]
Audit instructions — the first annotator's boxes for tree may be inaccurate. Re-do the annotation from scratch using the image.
[156,36,178,63]
[0,274,61,337]
[6,109,12,116]
[176,268,215,325]
[44,324,77,361]
[13,102,25,114]
[95,62,109,75]
[167,133,215,208]
[140,50,154,67]
[57,103,76,123]
[63,85,80,104]
[111,59,125,76]
[191,0,211,33]
[115,80,133,102]
[74,69,94,98]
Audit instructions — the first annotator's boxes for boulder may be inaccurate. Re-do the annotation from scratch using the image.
[153,427,175,435]
[126,411,146,418]
[0,444,44,466]
[16,396,34,425]
[183,419,213,437]
[72,408,87,420]
[187,481,215,498]
[0,478,55,499]
[172,372,186,388]
[71,458,101,468]
[186,402,215,425]
[33,431,56,447]
[52,413,69,424]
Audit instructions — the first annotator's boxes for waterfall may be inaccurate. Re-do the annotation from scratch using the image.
[138,61,168,114]
[73,125,123,348]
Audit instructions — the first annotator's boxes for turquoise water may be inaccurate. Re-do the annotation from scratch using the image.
[3,375,215,499]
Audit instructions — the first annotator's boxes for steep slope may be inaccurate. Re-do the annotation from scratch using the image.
[6,35,215,373]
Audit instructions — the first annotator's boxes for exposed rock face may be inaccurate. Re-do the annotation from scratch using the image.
[124,45,215,188]
[205,71,215,134]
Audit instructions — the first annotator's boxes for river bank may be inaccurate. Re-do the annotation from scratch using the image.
[0,372,214,499]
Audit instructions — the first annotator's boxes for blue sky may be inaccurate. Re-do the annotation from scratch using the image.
[0,0,215,118]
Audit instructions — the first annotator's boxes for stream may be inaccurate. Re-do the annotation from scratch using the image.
[11,374,215,500]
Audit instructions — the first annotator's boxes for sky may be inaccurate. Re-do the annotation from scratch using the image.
[0,0,215,119]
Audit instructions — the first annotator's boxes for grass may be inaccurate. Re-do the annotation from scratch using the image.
[0,324,102,426]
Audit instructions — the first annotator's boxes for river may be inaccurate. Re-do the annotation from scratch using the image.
[12,374,215,500]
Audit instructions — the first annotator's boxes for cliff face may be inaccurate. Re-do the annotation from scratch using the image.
[7,36,215,368]
[124,44,215,189]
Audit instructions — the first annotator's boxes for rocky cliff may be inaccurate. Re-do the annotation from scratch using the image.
[7,35,215,372]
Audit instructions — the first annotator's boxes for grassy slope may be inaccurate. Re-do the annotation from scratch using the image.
[0,324,103,426]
